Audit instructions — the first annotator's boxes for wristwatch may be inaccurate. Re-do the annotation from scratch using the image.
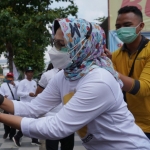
[0,94,4,105]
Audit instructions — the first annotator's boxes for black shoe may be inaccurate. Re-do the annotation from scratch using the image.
[31,141,41,146]
[12,137,21,147]
[3,133,8,139]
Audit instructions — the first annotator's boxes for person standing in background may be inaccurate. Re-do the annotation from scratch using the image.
[12,67,41,147]
[0,72,19,140]
[35,63,74,150]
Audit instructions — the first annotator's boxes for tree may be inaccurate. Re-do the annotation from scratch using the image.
[95,16,107,23]
[0,0,78,74]
[0,66,3,75]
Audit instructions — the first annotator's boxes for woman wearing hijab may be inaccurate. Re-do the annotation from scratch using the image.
[0,18,150,150]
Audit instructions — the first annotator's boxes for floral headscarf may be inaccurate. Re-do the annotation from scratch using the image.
[52,18,120,84]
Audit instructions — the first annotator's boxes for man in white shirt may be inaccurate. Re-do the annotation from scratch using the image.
[12,67,41,147]
[0,72,19,140]
[35,63,74,150]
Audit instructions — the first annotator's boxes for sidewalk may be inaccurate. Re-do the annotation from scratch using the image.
[0,123,85,150]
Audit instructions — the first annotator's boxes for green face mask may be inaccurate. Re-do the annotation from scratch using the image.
[116,23,141,44]
[60,47,69,52]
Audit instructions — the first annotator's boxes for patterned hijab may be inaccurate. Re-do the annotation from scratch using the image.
[52,18,120,84]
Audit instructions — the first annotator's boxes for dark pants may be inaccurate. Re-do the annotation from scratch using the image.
[15,130,38,142]
[145,132,150,139]
[46,133,74,150]
[3,111,16,138]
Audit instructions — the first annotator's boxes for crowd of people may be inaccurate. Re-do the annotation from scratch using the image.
[0,67,41,147]
[0,5,150,150]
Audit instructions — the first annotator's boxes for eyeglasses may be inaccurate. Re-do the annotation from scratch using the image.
[51,39,65,50]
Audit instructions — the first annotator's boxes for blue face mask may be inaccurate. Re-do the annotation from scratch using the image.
[116,23,141,44]
[6,80,12,83]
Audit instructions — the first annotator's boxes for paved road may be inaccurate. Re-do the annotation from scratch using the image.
[0,123,85,150]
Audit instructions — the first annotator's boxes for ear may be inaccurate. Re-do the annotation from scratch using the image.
[140,22,145,30]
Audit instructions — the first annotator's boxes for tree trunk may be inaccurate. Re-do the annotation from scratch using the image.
[6,42,13,72]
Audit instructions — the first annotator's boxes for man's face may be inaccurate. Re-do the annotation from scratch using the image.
[115,12,144,32]
[25,71,34,79]
[6,76,13,83]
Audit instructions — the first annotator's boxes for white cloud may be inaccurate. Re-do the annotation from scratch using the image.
[74,0,108,22]
[51,0,108,22]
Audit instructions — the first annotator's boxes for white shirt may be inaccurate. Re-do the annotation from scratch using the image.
[38,68,59,88]
[14,68,150,150]
[38,68,62,117]
[0,81,19,100]
[17,79,37,102]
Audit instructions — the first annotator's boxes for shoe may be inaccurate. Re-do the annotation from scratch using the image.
[3,133,8,139]
[31,141,41,146]
[12,137,21,147]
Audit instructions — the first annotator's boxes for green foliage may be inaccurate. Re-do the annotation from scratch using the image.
[0,66,3,74]
[0,0,78,73]
[95,16,106,23]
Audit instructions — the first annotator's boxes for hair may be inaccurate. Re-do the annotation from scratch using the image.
[46,62,54,71]
[54,20,60,35]
[118,6,143,21]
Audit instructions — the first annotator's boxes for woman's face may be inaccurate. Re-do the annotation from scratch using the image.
[53,28,67,51]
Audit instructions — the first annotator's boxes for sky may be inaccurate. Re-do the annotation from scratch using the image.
[44,0,108,62]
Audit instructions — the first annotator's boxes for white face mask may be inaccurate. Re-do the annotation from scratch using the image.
[49,46,73,69]
[49,38,88,69]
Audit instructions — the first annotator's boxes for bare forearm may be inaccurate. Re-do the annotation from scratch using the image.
[118,73,134,92]
[0,98,15,114]
[35,86,44,96]
[0,113,22,130]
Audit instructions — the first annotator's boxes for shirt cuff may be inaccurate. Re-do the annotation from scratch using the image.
[21,117,33,137]
[13,100,22,116]
[129,79,140,95]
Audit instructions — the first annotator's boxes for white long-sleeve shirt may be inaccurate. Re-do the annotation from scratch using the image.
[0,81,19,100]
[17,79,37,102]
[13,68,150,150]
[38,68,62,117]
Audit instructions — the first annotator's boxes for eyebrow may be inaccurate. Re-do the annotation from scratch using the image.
[115,22,133,27]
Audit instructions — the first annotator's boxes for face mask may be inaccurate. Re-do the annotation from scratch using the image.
[49,47,73,69]
[49,38,88,69]
[116,23,141,44]
[6,79,12,83]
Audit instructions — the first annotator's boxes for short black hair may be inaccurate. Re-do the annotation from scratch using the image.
[118,6,143,21]
[46,62,53,71]
[54,20,60,35]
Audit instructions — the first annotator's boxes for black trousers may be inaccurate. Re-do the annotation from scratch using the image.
[46,133,74,150]
[3,111,16,138]
[15,130,38,142]
[145,132,150,139]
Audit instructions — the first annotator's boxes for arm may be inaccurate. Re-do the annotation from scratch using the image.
[14,77,61,118]
[35,86,44,96]
[1,72,118,140]
[0,84,5,96]
[0,75,61,118]
[104,49,134,92]
[118,73,134,92]
[0,98,15,114]
[17,80,29,97]
[112,50,150,96]
[0,113,22,130]
[35,73,47,96]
